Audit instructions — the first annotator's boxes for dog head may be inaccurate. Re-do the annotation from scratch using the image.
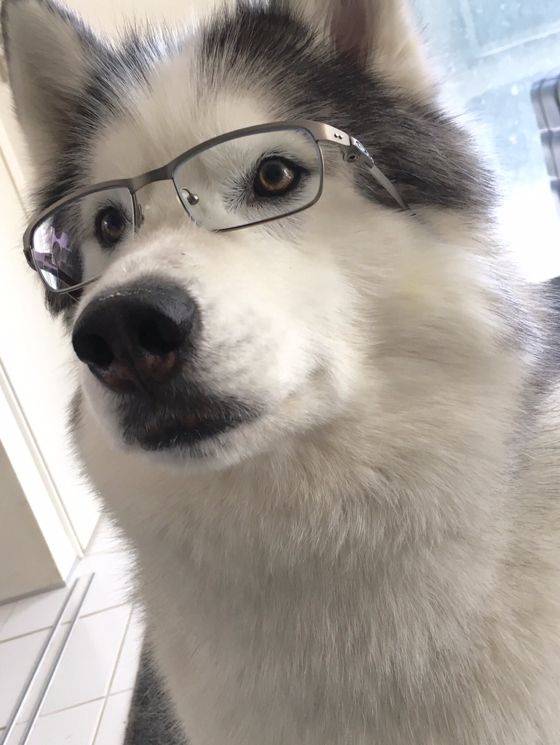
[2,0,495,469]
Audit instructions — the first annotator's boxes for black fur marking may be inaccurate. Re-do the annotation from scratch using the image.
[5,1,495,318]
[124,643,189,745]
[201,5,495,213]
[118,385,258,453]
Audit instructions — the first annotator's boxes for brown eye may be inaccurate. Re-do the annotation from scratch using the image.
[95,206,127,248]
[254,158,299,197]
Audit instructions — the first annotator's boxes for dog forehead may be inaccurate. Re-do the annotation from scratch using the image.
[90,48,277,185]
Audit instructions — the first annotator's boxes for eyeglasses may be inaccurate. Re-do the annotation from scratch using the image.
[23,120,413,296]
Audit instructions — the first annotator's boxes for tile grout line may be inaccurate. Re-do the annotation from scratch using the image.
[84,520,127,558]
[80,602,134,621]
[0,580,81,745]
[84,521,105,557]
[37,689,134,720]
[0,601,133,645]
[38,696,106,719]
[42,694,127,719]
[3,607,137,726]
[16,575,95,745]
[0,627,48,647]
[85,540,127,557]
[90,604,135,745]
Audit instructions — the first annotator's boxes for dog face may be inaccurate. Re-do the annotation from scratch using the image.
[2,0,494,469]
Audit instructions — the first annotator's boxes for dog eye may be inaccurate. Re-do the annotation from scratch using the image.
[95,206,128,248]
[253,157,301,197]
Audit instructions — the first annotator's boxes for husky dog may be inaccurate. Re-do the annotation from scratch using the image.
[3,0,560,742]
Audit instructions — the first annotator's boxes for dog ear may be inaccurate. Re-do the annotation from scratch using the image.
[1,0,104,162]
[272,0,434,96]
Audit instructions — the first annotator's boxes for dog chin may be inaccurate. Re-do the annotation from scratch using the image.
[122,417,272,472]
[81,372,264,468]
[125,413,244,452]
[127,418,251,463]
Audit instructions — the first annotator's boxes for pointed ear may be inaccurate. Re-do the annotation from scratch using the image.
[1,0,104,161]
[273,0,434,96]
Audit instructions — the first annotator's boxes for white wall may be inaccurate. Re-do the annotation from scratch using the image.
[0,115,98,554]
[0,439,64,602]
[0,0,223,590]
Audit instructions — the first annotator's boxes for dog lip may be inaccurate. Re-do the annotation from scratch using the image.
[133,415,245,450]
[121,396,257,451]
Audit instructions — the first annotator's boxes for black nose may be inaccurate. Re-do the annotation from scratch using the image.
[72,280,199,393]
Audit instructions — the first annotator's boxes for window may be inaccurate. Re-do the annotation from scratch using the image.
[414,0,560,280]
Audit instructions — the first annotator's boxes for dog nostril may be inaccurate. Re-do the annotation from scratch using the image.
[74,334,114,369]
[137,315,185,356]
[72,281,199,393]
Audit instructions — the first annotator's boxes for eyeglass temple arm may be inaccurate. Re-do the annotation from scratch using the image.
[315,126,415,216]
[24,246,34,269]
[345,138,415,216]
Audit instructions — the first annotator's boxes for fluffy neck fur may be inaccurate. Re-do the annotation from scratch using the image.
[74,256,540,743]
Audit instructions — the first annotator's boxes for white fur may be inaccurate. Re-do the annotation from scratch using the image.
[5,0,560,743]
[77,83,560,740]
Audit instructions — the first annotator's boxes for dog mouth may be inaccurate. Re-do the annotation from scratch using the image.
[119,394,256,451]
[135,413,244,450]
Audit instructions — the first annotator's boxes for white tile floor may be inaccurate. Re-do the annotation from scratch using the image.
[0,519,143,745]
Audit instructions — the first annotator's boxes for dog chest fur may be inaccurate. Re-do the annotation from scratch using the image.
[3,0,560,742]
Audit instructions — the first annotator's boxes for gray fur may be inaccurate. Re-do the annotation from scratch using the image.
[3,0,492,316]
[201,6,494,212]
[125,644,188,745]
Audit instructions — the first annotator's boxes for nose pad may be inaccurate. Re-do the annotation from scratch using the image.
[180,188,200,206]
[72,279,200,394]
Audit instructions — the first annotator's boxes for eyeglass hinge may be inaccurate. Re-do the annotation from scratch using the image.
[344,137,375,166]
[345,137,416,217]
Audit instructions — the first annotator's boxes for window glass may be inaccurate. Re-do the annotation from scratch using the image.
[414,0,560,280]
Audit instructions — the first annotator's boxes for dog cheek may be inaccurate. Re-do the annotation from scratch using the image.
[196,315,312,405]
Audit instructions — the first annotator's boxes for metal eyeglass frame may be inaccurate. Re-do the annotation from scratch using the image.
[23,119,414,296]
